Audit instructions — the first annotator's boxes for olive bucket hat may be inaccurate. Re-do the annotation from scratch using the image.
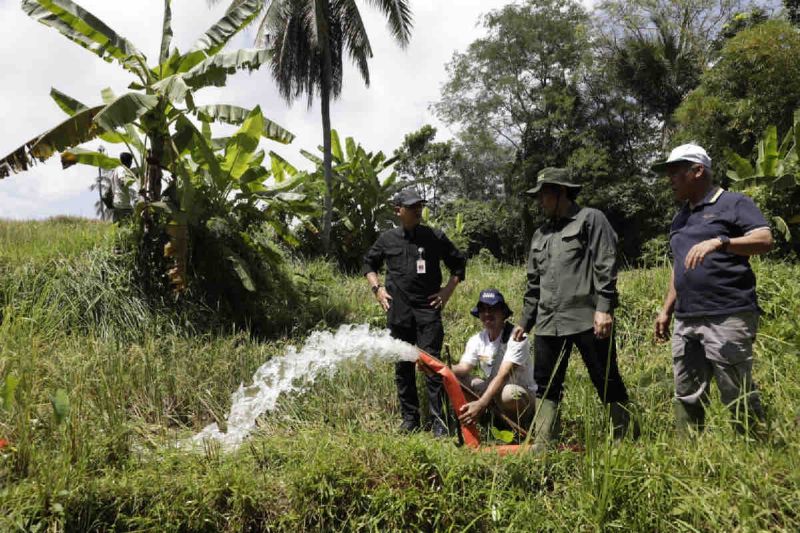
[526,167,582,195]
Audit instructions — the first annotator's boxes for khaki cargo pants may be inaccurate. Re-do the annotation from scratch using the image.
[463,376,534,429]
[672,311,766,434]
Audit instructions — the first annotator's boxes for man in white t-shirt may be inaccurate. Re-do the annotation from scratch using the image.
[108,152,135,222]
[453,289,536,428]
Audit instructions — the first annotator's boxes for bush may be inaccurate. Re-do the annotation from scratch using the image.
[433,198,526,263]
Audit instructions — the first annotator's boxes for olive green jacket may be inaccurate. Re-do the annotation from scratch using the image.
[519,203,619,336]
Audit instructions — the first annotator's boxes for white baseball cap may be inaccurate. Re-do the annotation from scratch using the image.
[650,143,712,172]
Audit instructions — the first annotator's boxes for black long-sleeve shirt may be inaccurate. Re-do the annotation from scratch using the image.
[363,224,466,327]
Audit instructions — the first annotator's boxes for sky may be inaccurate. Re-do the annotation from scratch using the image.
[0,0,593,220]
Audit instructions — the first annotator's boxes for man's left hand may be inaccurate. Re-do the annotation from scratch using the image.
[684,239,722,270]
[594,311,613,339]
[428,286,453,310]
[458,400,486,426]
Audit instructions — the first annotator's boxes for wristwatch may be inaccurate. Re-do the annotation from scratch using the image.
[371,284,382,295]
[717,235,731,252]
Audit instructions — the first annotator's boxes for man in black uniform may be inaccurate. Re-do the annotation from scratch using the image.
[363,189,467,436]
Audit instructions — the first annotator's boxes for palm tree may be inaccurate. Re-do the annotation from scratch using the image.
[212,0,413,253]
[612,14,702,149]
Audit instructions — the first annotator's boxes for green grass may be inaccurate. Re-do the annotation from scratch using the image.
[1,219,800,531]
[0,217,113,267]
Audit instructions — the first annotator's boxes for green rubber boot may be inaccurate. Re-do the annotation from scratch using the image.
[610,402,641,441]
[674,400,705,437]
[532,399,559,453]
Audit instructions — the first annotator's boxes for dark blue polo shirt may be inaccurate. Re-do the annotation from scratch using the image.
[669,187,770,318]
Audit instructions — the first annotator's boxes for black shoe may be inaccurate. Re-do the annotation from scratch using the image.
[400,419,421,434]
[431,421,449,439]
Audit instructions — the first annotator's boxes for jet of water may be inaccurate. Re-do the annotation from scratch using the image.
[186,324,419,450]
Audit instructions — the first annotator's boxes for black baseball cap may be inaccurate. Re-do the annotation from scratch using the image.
[392,189,426,206]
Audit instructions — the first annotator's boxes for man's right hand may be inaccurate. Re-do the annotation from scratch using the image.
[654,310,672,342]
[511,325,527,342]
[376,287,392,312]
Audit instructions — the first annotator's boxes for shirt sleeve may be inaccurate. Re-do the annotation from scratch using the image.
[588,210,619,313]
[459,335,480,367]
[502,338,530,367]
[519,236,541,332]
[734,195,770,235]
[362,233,386,276]
[438,231,467,281]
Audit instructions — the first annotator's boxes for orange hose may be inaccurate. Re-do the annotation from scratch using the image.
[416,350,481,448]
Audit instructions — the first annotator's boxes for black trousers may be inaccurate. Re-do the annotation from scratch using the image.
[390,312,445,427]
[534,329,629,404]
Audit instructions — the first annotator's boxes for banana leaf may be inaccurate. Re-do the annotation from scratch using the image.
[195,104,294,144]
[153,75,190,104]
[50,87,87,116]
[773,216,792,242]
[174,116,222,182]
[160,0,173,64]
[226,251,256,292]
[771,174,798,192]
[192,0,264,55]
[269,151,299,182]
[330,130,343,163]
[0,104,105,177]
[60,148,119,170]
[221,107,264,181]
[725,149,755,182]
[22,0,150,80]
[756,126,779,177]
[300,149,323,166]
[50,87,130,145]
[182,48,271,90]
[94,93,159,132]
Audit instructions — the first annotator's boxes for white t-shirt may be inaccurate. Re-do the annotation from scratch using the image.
[460,329,536,395]
[109,165,135,209]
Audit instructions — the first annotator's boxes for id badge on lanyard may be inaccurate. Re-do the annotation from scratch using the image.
[416,247,426,274]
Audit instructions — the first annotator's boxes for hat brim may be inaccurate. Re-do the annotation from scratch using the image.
[650,158,698,173]
[471,304,513,318]
[526,181,582,195]
[650,160,672,173]
[394,199,427,207]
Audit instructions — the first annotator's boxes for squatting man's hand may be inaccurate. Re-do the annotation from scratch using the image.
[594,311,613,339]
[511,325,527,342]
[684,238,723,270]
[458,399,487,426]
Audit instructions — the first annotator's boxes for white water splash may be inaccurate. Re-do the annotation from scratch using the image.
[187,324,419,450]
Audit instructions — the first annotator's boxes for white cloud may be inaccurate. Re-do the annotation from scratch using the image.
[0,0,593,220]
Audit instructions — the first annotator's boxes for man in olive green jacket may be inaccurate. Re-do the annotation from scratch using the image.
[512,167,638,449]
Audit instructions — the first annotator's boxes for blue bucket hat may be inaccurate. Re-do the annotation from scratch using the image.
[470,288,513,318]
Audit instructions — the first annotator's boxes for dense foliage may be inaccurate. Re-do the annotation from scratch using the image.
[675,19,800,174]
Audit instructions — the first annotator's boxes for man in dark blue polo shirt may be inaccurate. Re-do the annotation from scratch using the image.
[363,189,467,436]
[652,143,773,437]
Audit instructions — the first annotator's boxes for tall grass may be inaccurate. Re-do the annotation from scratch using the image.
[1,219,799,531]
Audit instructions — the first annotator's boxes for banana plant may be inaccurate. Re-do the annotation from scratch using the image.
[0,0,293,194]
[296,130,406,270]
[726,110,800,242]
[159,106,317,292]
